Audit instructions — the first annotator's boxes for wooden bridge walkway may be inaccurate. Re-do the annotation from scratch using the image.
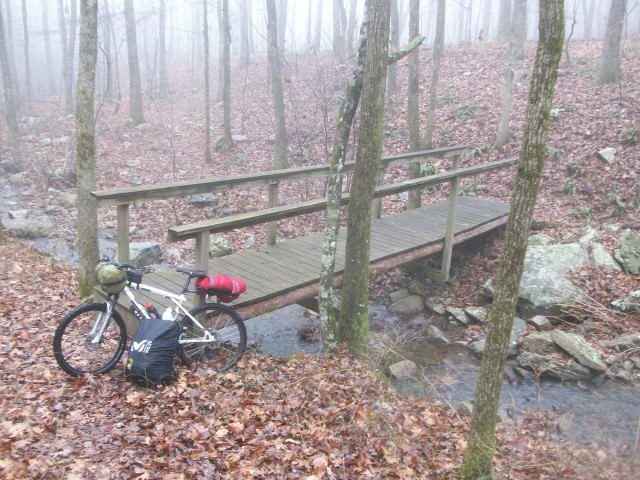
[116,197,509,320]
[92,146,516,325]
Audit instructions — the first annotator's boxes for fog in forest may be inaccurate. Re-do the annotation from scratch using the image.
[1,0,639,110]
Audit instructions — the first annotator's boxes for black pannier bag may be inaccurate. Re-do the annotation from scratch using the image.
[125,318,181,387]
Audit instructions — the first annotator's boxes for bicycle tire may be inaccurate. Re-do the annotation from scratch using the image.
[53,303,127,376]
[177,302,247,372]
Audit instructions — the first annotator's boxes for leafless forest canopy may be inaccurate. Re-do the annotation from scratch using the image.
[1,0,640,106]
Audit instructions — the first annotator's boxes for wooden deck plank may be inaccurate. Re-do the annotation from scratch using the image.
[102,197,510,324]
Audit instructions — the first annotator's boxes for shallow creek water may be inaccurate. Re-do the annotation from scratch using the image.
[247,304,640,453]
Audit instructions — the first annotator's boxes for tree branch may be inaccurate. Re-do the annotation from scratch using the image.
[388,35,425,65]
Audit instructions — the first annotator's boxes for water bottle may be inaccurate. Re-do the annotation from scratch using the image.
[145,303,160,318]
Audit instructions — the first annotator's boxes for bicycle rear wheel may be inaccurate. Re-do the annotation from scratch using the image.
[177,303,247,371]
[53,303,127,376]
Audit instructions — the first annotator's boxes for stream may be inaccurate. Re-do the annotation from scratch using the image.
[245,304,640,454]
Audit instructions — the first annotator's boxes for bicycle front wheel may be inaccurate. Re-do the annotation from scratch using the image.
[178,303,247,371]
[53,303,127,376]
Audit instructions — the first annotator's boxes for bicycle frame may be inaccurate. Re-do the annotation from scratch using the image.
[94,281,215,345]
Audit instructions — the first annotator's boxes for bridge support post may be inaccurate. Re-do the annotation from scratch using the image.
[441,156,461,282]
[194,231,210,306]
[116,204,130,263]
[267,181,279,245]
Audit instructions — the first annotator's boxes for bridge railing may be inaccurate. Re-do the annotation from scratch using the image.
[92,146,518,281]
[92,145,469,263]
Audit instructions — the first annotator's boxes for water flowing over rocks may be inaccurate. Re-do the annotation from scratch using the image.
[388,295,424,315]
[551,330,607,372]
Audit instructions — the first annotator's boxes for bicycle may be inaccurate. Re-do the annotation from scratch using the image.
[53,263,247,376]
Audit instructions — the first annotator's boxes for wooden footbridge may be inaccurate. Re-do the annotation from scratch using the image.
[93,145,516,325]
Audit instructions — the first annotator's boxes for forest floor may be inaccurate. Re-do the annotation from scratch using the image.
[1,40,639,478]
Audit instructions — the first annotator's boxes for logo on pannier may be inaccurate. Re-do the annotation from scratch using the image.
[131,340,153,353]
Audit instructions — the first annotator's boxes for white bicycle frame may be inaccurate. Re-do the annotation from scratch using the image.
[91,281,216,345]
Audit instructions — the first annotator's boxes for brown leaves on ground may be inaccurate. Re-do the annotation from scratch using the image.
[1,239,638,479]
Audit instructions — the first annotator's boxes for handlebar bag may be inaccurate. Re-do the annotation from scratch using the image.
[125,318,181,388]
[94,263,126,294]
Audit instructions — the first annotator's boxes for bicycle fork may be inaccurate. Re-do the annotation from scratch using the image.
[88,297,119,344]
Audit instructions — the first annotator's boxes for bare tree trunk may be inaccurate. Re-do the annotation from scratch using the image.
[339,0,390,355]
[482,0,491,39]
[100,1,113,102]
[158,0,167,98]
[124,0,145,124]
[266,0,288,171]
[333,0,347,61]
[21,0,30,109]
[58,0,74,113]
[582,0,595,40]
[461,2,564,477]
[277,0,288,52]
[76,0,100,297]
[0,2,18,135]
[314,0,323,50]
[596,0,627,85]
[496,0,512,41]
[203,0,212,163]
[216,1,223,101]
[457,0,466,44]
[4,0,19,103]
[220,0,233,149]
[423,0,445,150]
[407,0,421,209]
[347,0,358,56]
[386,0,399,107]
[495,0,526,148]
[42,0,55,96]
[564,0,578,65]
[240,0,251,67]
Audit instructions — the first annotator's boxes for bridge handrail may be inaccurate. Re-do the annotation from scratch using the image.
[92,145,467,208]
[168,157,518,242]
[92,145,469,264]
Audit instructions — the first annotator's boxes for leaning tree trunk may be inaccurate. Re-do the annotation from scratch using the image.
[407,0,421,210]
[338,0,390,355]
[314,0,323,50]
[423,0,445,150]
[124,0,145,125]
[75,0,100,298]
[596,0,627,85]
[319,10,369,351]
[460,1,564,478]
[319,27,425,349]
[0,3,18,136]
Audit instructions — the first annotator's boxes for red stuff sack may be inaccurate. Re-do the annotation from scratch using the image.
[195,274,246,303]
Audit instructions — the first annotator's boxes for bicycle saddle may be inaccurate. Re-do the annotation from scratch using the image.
[177,267,207,278]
